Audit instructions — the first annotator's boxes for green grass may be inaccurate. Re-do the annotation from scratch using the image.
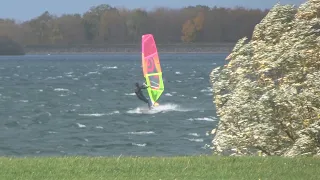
[0,155,319,180]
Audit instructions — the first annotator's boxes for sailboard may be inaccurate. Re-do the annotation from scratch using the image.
[141,34,164,108]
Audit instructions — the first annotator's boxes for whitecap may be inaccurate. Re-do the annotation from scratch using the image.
[200,87,213,93]
[188,117,217,122]
[196,77,205,80]
[125,93,135,96]
[78,113,106,117]
[85,71,100,76]
[76,123,86,128]
[78,111,119,117]
[45,77,56,80]
[46,112,52,117]
[132,143,146,147]
[165,93,173,96]
[96,126,103,129]
[128,131,155,135]
[186,138,203,142]
[108,111,119,115]
[103,66,117,69]
[175,71,182,75]
[54,88,69,92]
[188,133,200,137]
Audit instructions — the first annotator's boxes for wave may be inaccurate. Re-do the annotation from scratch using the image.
[132,143,146,147]
[79,113,105,117]
[187,116,217,122]
[103,66,117,69]
[128,131,155,135]
[186,138,204,142]
[188,133,200,137]
[45,76,63,80]
[200,87,213,93]
[54,88,69,92]
[76,123,86,128]
[78,111,119,117]
[84,71,101,76]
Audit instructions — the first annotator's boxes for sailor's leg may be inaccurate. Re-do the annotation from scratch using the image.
[136,92,145,101]
[147,99,152,109]
[139,93,149,104]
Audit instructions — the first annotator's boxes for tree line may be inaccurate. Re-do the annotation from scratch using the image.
[0,4,269,46]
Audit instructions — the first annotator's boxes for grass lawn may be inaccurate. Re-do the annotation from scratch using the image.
[0,155,319,180]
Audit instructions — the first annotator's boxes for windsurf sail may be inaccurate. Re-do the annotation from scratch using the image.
[141,34,164,106]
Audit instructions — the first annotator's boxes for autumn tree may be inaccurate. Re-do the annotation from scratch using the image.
[82,4,115,43]
[26,11,56,44]
[0,19,24,43]
[181,12,205,42]
[54,14,85,44]
[99,9,126,43]
[0,4,269,45]
[126,9,149,42]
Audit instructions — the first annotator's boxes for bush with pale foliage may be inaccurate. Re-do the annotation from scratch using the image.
[210,0,320,157]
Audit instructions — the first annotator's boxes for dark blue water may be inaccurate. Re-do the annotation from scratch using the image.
[0,53,226,157]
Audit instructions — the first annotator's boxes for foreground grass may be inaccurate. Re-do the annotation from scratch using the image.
[0,155,319,180]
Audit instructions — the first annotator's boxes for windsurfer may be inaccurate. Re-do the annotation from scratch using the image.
[134,82,152,109]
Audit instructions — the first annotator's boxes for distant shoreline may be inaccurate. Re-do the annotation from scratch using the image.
[23,43,235,54]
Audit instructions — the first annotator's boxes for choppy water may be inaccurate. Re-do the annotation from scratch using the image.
[0,53,226,157]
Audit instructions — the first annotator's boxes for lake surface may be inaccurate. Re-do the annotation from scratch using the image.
[0,53,226,157]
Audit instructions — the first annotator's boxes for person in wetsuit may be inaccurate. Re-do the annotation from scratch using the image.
[134,82,152,109]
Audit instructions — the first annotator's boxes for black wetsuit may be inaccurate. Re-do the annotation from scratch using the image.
[135,83,151,108]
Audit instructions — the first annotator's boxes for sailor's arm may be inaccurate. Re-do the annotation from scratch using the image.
[141,83,149,89]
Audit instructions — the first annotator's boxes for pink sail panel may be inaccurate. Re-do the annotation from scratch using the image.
[141,34,162,76]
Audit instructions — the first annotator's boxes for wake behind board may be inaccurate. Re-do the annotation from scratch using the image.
[141,34,164,108]
[140,106,164,114]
